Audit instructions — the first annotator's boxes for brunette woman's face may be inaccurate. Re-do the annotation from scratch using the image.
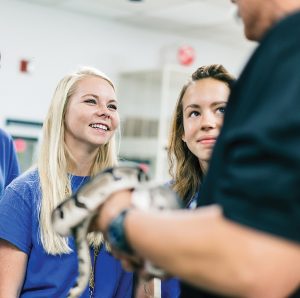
[64,76,119,154]
[181,78,230,169]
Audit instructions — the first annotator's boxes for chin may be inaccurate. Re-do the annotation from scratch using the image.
[244,26,265,42]
[244,29,255,41]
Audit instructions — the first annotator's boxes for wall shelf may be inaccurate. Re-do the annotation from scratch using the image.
[117,65,191,181]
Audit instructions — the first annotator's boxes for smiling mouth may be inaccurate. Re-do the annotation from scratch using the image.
[89,123,109,131]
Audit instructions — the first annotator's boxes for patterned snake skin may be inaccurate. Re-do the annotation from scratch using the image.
[51,165,181,298]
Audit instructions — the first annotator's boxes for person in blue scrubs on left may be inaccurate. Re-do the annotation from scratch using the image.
[0,53,21,198]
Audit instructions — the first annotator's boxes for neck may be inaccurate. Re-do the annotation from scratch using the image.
[67,146,98,176]
[69,163,92,176]
[199,160,208,174]
[273,0,300,21]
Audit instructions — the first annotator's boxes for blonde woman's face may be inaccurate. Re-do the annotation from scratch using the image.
[64,76,119,154]
[181,78,230,168]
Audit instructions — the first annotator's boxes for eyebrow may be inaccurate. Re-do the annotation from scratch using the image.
[211,100,227,106]
[184,101,227,111]
[184,104,199,112]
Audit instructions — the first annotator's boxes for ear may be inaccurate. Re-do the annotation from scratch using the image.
[182,133,186,142]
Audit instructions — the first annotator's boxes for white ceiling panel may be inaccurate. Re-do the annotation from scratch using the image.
[147,1,233,26]
[16,0,244,43]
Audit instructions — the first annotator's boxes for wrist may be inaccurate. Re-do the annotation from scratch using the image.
[99,190,133,232]
[106,208,134,254]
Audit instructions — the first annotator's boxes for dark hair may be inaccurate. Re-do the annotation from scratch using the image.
[167,64,236,203]
[191,64,235,91]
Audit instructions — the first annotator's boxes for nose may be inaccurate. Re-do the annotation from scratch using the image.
[200,112,217,131]
[96,103,111,119]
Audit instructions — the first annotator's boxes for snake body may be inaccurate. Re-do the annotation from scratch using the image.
[52,165,181,298]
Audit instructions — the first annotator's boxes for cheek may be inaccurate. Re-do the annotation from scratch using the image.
[183,122,197,141]
[65,106,84,125]
[218,117,225,127]
[64,113,72,131]
[112,114,120,129]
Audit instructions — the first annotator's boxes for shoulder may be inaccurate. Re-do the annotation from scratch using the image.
[164,180,174,188]
[0,128,10,138]
[10,168,39,184]
[0,128,13,145]
[0,168,40,220]
[255,11,300,59]
[187,191,199,209]
[5,168,40,198]
[231,13,300,108]
[269,11,300,39]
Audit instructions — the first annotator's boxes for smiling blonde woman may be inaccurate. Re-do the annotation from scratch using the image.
[0,67,133,298]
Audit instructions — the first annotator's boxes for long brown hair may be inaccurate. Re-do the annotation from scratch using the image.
[167,64,235,203]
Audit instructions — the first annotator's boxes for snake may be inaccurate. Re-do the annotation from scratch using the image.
[51,165,181,298]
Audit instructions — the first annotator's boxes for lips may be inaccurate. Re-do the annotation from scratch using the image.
[198,136,217,145]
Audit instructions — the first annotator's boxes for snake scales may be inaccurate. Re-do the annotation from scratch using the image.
[52,165,181,298]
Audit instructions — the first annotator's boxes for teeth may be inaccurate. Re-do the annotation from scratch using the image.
[90,124,108,131]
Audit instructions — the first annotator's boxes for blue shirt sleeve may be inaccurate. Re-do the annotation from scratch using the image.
[0,129,20,196]
[0,183,32,254]
[5,137,21,186]
[161,277,181,298]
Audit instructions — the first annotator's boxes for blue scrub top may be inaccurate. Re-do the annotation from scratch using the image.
[0,169,132,297]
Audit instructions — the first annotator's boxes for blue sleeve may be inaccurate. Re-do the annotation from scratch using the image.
[0,185,32,254]
[5,136,20,186]
[0,130,20,196]
[161,277,181,298]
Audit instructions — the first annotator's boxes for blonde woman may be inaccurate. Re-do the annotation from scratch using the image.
[0,67,133,297]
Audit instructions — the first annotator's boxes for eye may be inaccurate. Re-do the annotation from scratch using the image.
[84,98,97,105]
[216,106,226,114]
[108,103,118,111]
[189,110,200,118]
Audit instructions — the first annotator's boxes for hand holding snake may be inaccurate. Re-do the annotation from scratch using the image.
[52,165,181,298]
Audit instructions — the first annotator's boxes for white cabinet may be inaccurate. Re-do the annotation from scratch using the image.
[117,65,191,181]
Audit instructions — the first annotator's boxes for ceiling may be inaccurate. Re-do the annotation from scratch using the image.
[17,0,245,44]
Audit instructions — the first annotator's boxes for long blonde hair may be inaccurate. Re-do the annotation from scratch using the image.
[38,67,118,254]
[168,64,236,204]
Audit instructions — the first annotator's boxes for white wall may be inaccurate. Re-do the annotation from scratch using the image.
[0,0,255,124]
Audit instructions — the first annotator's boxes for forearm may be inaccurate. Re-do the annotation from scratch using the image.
[0,240,27,298]
[125,206,300,297]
